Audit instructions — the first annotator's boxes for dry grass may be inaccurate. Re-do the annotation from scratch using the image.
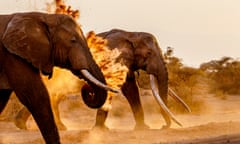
[214,90,228,100]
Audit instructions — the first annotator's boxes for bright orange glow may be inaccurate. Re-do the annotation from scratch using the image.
[54,0,80,19]
[86,31,128,110]
[86,31,128,89]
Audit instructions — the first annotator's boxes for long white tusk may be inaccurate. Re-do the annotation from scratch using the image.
[168,88,191,113]
[149,74,182,127]
[80,69,120,93]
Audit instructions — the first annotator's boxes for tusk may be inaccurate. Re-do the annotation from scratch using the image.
[168,88,192,113]
[80,69,120,93]
[149,74,182,127]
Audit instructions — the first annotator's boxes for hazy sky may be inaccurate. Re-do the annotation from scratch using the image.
[0,0,240,67]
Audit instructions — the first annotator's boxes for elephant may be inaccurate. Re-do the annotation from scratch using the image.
[0,12,117,144]
[94,29,190,130]
[13,28,190,131]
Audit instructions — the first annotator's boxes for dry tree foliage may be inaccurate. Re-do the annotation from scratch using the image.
[86,31,128,110]
[86,31,128,89]
[46,0,79,19]
[55,0,79,19]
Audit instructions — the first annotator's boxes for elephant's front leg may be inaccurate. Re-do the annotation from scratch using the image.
[15,83,59,143]
[5,56,60,144]
[95,93,114,130]
[94,108,109,130]
[121,74,149,130]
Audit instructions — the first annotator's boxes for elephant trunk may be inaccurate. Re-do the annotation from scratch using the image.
[150,74,182,126]
[155,64,168,104]
[80,69,119,108]
[69,47,118,108]
[147,56,182,126]
[146,56,169,105]
[78,61,107,108]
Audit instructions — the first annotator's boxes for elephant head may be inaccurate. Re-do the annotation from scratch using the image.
[1,12,116,108]
[127,32,183,125]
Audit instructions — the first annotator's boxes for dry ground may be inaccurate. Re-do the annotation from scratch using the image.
[0,90,240,144]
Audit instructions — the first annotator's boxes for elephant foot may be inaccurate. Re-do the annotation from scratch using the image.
[14,118,27,130]
[93,125,110,131]
[134,123,150,130]
[161,124,171,130]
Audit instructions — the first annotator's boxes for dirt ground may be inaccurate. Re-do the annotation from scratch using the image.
[0,90,240,144]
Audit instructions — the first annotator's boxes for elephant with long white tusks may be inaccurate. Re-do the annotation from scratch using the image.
[0,12,118,143]
[95,29,191,130]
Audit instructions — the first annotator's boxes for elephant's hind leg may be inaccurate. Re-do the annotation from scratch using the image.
[14,106,30,129]
[0,89,12,113]
[122,74,149,130]
[51,94,67,130]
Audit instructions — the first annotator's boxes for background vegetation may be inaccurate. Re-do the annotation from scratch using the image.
[137,46,240,113]
[200,57,240,95]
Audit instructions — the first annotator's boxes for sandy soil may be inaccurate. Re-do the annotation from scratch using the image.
[0,91,240,144]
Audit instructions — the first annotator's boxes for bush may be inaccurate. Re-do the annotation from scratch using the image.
[165,47,204,113]
[201,57,240,95]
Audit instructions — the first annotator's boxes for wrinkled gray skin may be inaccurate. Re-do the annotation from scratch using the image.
[95,29,170,130]
[0,12,108,144]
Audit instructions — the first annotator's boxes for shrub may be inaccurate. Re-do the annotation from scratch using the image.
[201,57,240,95]
[165,47,204,113]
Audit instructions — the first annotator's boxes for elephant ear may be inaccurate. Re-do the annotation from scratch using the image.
[2,15,53,77]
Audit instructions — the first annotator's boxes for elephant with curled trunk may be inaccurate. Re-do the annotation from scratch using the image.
[95,29,190,130]
[0,12,117,144]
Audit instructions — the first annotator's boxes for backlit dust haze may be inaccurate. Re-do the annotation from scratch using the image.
[0,0,240,67]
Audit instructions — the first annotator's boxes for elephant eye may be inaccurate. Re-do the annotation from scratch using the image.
[146,50,152,56]
[70,37,77,43]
